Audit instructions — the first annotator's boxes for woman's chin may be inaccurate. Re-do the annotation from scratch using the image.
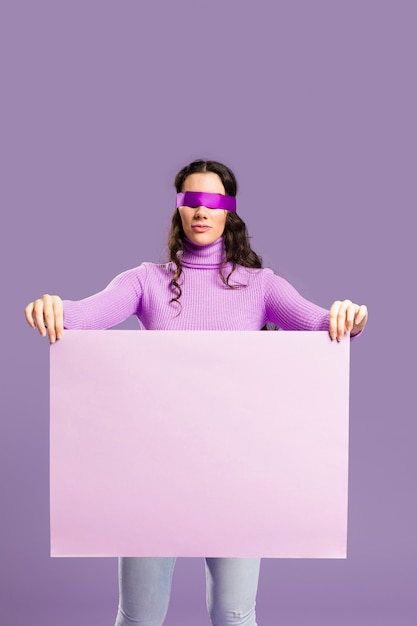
[187,230,219,245]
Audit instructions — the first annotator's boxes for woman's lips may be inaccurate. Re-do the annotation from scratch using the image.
[192,225,212,232]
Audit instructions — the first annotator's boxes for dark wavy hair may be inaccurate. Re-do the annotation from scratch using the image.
[168,159,263,310]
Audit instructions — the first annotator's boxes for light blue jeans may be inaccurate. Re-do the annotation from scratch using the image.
[114,556,261,626]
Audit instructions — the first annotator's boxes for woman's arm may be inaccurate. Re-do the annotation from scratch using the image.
[263,270,368,340]
[24,266,146,342]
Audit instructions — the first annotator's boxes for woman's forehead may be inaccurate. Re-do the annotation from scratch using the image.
[182,172,225,193]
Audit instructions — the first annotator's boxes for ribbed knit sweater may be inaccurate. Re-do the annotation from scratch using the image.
[63,236,331,332]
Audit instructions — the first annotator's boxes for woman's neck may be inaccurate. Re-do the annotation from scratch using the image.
[180,236,226,269]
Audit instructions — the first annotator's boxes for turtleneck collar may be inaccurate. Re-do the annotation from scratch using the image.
[180,236,226,269]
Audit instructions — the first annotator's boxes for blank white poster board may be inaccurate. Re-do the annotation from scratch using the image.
[50,330,350,558]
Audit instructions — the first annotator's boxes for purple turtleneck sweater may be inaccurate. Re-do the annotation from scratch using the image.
[63,236,331,332]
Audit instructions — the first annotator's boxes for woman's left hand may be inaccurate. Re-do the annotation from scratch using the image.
[329,300,368,341]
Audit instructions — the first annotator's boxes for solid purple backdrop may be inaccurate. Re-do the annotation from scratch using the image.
[1,1,415,625]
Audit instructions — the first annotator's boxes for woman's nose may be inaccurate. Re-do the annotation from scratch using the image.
[195,206,209,217]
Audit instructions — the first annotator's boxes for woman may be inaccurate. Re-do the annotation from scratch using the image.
[25,159,368,626]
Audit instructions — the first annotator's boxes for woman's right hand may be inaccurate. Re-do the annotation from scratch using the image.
[24,294,64,343]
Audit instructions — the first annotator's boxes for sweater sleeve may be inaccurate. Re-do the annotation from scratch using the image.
[263,268,330,331]
[263,268,363,340]
[62,265,146,330]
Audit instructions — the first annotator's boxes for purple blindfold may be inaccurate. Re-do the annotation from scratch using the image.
[176,191,237,212]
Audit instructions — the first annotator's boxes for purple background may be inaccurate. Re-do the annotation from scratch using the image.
[1,1,415,625]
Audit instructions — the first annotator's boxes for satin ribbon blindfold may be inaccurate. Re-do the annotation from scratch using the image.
[176,191,237,212]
